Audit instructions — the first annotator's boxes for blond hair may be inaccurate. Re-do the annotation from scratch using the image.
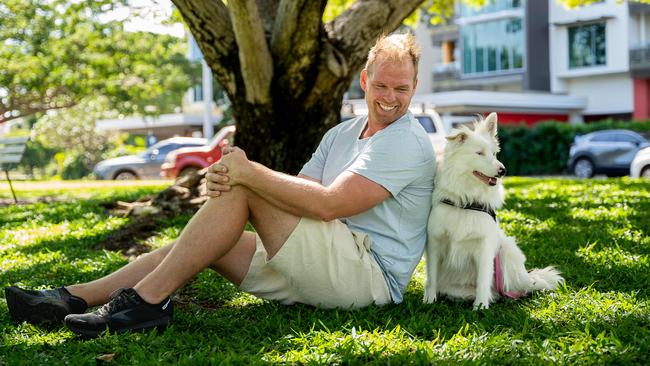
[365,32,420,79]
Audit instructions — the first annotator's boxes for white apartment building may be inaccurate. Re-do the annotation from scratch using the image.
[549,0,635,121]
[416,0,650,124]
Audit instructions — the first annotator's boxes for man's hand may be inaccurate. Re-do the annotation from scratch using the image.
[204,146,251,198]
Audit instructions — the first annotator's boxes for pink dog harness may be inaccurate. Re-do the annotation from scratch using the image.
[493,252,525,299]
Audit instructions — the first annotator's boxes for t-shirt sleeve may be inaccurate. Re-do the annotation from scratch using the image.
[348,132,434,197]
[299,126,338,181]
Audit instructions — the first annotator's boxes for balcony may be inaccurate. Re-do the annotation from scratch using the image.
[432,61,461,82]
[630,44,650,75]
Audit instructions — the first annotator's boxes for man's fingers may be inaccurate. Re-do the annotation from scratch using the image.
[206,181,232,192]
[209,163,228,173]
[206,172,229,184]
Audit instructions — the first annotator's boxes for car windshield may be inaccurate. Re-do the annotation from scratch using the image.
[208,127,234,149]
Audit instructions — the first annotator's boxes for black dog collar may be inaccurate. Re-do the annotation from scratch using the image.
[440,198,497,222]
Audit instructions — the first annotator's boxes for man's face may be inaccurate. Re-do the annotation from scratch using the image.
[360,56,417,127]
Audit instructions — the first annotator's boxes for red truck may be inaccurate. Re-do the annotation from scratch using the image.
[161,125,236,179]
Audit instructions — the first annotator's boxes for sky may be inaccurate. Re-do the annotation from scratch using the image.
[100,0,185,38]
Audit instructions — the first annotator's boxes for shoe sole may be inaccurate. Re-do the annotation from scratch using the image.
[4,286,69,326]
[65,316,172,338]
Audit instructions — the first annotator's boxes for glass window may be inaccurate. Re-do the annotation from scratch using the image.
[615,134,641,144]
[461,18,523,76]
[460,0,522,17]
[591,133,616,142]
[569,22,606,69]
[416,116,436,133]
[192,85,203,102]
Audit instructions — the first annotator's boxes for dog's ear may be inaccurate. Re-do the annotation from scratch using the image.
[446,130,468,143]
[484,112,498,136]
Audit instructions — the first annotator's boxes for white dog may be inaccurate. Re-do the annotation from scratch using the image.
[424,112,563,310]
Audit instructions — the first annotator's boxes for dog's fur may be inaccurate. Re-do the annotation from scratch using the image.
[424,112,563,310]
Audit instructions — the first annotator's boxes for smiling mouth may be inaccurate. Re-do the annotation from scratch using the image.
[378,103,397,112]
[473,171,498,186]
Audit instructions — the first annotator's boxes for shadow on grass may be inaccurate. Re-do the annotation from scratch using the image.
[3,289,646,363]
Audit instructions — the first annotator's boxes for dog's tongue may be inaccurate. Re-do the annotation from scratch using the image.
[473,171,498,186]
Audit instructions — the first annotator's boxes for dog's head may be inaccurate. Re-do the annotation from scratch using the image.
[444,112,506,187]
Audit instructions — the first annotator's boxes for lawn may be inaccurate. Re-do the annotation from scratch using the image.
[1,178,649,364]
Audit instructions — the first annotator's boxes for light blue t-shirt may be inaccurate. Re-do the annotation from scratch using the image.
[300,112,435,303]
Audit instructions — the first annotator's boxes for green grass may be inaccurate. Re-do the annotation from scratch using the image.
[1,178,649,364]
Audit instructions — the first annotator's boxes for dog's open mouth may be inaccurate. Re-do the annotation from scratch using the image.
[473,171,498,186]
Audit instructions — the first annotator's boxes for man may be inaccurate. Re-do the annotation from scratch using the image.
[4,33,435,338]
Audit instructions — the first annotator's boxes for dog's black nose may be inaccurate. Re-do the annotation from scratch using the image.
[498,167,507,177]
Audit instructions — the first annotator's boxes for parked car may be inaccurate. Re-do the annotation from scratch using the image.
[568,129,650,178]
[631,147,650,178]
[93,137,207,180]
[161,125,236,179]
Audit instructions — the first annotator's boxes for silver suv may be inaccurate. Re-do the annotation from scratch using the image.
[568,129,650,178]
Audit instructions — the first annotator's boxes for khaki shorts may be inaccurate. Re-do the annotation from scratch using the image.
[238,217,391,309]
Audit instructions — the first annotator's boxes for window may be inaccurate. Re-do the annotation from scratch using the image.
[615,133,641,144]
[460,0,521,17]
[461,18,524,76]
[416,116,436,133]
[192,85,203,102]
[569,23,606,68]
[590,133,616,142]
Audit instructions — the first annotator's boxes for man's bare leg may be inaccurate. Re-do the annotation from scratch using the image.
[66,244,173,307]
[134,185,300,304]
[66,230,257,307]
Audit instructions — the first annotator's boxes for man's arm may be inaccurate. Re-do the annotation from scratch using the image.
[206,148,390,221]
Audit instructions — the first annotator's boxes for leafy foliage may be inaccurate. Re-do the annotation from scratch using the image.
[0,178,648,363]
[0,0,198,124]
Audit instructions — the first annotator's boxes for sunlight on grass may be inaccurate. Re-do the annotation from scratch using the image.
[1,178,649,363]
[569,206,631,221]
[576,243,648,270]
[528,287,647,327]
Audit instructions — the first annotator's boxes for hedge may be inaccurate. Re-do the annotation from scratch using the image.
[498,119,650,175]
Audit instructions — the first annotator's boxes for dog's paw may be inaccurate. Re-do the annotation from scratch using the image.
[423,288,438,304]
[472,300,490,310]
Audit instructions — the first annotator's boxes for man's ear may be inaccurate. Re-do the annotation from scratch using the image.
[360,69,368,92]
[446,130,468,143]
[484,112,498,137]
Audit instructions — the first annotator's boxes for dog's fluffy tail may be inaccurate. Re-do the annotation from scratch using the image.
[499,235,564,294]
[527,267,564,291]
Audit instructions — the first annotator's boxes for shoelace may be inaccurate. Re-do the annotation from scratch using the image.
[97,289,138,316]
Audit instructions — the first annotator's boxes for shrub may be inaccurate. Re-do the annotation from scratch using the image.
[499,120,650,175]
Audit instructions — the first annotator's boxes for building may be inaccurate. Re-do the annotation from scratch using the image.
[549,0,635,122]
[415,0,647,126]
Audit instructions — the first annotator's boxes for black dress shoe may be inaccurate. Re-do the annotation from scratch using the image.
[64,288,172,338]
[4,286,88,326]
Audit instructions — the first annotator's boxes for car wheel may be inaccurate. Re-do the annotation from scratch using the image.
[573,158,594,178]
[641,166,650,178]
[179,167,199,177]
[114,171,138,180]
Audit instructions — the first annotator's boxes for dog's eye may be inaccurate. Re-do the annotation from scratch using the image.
[476,151,484,156]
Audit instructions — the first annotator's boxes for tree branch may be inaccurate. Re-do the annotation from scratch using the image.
[228,0,274,104]
[172,0,238,97]
[270,0,327,98]
[328,0,424,74]
[304,0,423,107]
